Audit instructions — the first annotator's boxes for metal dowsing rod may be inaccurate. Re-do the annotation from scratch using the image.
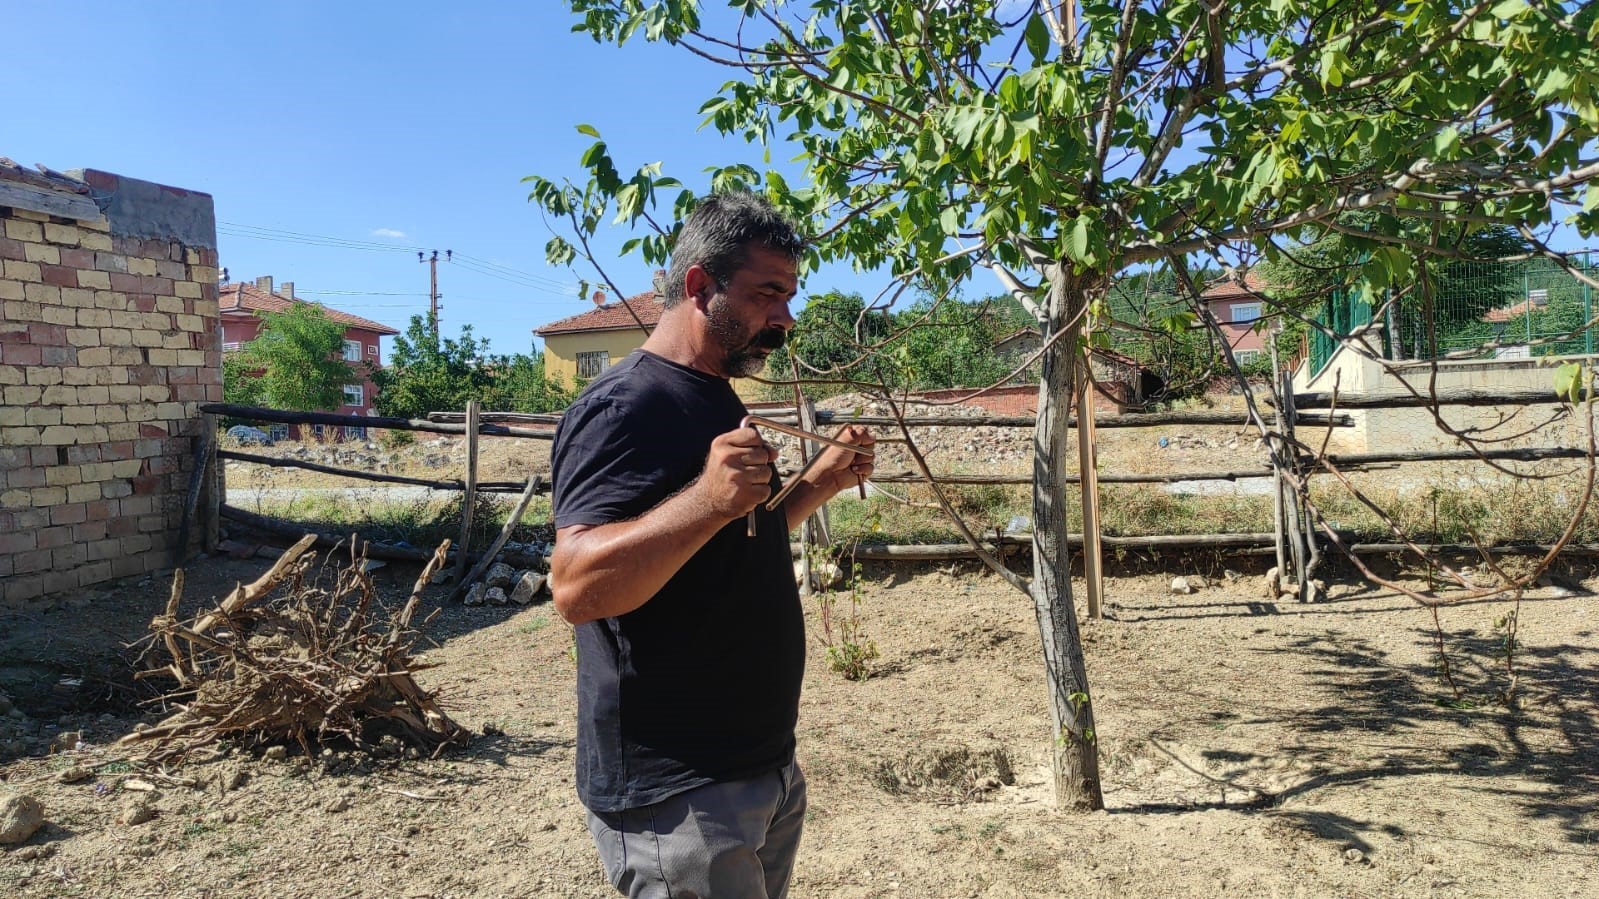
[741,415,875,537]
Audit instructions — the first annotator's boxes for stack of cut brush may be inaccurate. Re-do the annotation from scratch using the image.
[122,535,466,763]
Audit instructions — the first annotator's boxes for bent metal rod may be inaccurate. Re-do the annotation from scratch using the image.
[740,415,875,537]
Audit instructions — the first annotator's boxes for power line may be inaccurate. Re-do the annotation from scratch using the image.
[217,219,582,297]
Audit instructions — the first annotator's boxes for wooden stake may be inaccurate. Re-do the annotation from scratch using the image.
[452,400,480,589]
[450,473,543,602]
[1074,349,1104,620]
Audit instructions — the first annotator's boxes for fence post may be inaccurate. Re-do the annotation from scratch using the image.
[1585,250,1593,356]
[1074,352,1104,620]
[452,400,481,590]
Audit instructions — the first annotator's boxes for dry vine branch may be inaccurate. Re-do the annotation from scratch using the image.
[121,537,467,764]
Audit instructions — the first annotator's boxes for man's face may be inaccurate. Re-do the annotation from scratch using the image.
[703,245,798,378]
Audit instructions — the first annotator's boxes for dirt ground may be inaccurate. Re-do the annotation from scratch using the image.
[2,544,1596,898]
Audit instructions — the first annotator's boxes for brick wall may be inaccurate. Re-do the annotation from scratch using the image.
[0,164,219,603]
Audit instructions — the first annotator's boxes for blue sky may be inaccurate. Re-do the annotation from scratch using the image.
[7,1,872,357]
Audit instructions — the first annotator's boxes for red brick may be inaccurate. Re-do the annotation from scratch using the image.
[7,467,45,489]
[109,272,142,292]
[85,499,116,520]
[168,367,199,385]
[59,247,95,269]
[2,344,42,366]
[36,525,73,549]
[139,424,169,439]
[12,548,52,574]
[103,441,136,461]
[201,281,218,301]
[132,475,162,495]
[28,323,67,346]
[50,503,87,525]
[0,531,37,554]
[31,447,57,466]
[172,383,207,402]
[40,264,79,288]
[141,276,173,295]
[0,236,25,260]
[73,520,108,542]
[12,506,48,528]
[130,294,157,313]
[130,366,162,386]
[108,516,139,537]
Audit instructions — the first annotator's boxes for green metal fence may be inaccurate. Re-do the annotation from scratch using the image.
[1309,249,1597,378]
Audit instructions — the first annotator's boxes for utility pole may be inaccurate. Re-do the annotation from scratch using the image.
[419,250,452,347]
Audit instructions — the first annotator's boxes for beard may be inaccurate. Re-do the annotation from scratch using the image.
[708,296,786,378]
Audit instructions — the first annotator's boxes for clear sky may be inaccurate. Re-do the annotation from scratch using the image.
[6,1,875,357]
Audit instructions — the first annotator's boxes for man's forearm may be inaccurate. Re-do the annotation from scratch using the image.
[551,484,729,624]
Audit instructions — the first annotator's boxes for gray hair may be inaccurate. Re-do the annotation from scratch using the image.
[661,192,804,308]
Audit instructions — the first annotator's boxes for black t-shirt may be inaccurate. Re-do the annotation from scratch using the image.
[550,349,805,813]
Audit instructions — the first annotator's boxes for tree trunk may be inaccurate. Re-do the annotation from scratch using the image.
[1031,273,1104,812]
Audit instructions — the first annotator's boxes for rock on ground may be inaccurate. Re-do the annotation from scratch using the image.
[0,791,45,844]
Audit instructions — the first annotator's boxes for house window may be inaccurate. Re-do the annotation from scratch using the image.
[344,426,368,441]
[268,425,290,443]
[576,351,610,378]
[367,344,379,357]
[343,340,363,362]
[1234,349,1262,365]
[344,385,365,408]
[223,341,243,352]
[1231,303,1262,325]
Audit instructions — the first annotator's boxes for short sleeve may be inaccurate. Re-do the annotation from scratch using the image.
[551,396,679,529]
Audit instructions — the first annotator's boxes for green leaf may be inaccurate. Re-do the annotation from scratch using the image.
[1432,126,1460,157]
[1555,362,1584,405]
[1066,216,1090,264]
[575,124,601,138]
[1023,14,1050,64]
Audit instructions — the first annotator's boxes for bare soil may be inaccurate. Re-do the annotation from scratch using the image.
[2,546,1596,898]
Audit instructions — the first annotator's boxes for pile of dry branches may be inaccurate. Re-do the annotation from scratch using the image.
[121,534,467,764]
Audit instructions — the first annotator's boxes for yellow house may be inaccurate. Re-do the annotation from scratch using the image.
[535,286,764,399]
[536,289,663,389]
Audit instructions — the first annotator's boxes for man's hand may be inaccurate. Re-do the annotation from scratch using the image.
[810,425,875,494]
[781,425,875,529]
[696,425,779,521]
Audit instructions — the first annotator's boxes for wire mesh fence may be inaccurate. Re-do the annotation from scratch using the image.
[1308,249,1597,376]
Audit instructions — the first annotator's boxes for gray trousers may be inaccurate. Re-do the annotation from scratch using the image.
[586,759,807,899]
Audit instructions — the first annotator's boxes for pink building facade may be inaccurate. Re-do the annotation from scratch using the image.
[220,276,397,440]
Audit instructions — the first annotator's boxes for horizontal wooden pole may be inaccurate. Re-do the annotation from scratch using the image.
[1288,388,1559,410]
[218,505,545,568]
[1313,446,1590,467]
[218,450,539,494]
[201,404,554,440]
[815,410,1351,429]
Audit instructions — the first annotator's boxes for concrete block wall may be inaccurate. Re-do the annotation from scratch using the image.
[0,165,219,602]
[1300,349,1578,454]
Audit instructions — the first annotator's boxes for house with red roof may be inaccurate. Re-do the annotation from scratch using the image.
[1199,269,1272,364]
[534,284,662,387]
[221,275,398,439]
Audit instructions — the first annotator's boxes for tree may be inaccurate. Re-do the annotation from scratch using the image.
[228,304,353,412]
[374,314,577,418]
[483,350,579,413]
[531,1,1599,810]
[372,316,498,420]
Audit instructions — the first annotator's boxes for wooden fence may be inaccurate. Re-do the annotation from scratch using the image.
[198,388,1593,599]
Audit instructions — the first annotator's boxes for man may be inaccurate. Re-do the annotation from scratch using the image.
[549,192,874,899]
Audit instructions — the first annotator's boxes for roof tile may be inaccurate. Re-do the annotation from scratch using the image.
[534,290,662,336]
[219,283,399,336]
